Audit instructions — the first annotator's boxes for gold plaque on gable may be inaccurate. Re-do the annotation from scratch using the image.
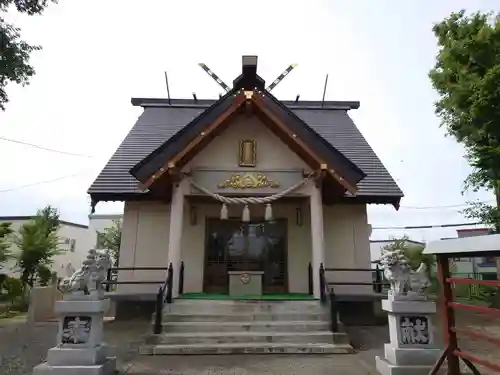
[239,139,256,167]
[217,173,280,189]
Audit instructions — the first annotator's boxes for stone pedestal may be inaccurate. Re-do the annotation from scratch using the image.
[33,298,116,375]
[375,298,445,375]
[228,271,264,296]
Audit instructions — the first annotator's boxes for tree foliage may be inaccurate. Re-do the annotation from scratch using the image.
[97,219,122,266]
[35,264,51,286]
[429,10,500,307]
[0,222,13,265]
[13,205,62,286]
[429,10,500,228]
[0,0,58,110]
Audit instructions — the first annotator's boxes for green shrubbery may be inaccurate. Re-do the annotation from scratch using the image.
[2,276,24,304]
[36,264,52,286]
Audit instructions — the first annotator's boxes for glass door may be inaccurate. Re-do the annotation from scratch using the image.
[203,219,288,294]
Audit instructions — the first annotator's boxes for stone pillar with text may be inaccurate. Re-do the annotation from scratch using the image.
[33,249,116,375]
[375,249,444,375]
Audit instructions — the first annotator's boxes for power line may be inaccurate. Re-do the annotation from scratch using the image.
[0,136,95,159]
[399,200,496,210]
[372,222,483,230]
[0,170,94,193]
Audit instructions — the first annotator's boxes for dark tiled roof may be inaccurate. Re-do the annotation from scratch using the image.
[88,99,402,200]
[292,109,403,197]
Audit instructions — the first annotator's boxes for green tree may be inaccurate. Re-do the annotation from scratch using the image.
[429,10,500,306]
[1,0,59,110]
[13,205,63,286]
[97,219,122,266]
[0,222,12,292]
[429,11,500,222]
[35,264,52,286]
[0,222,13,266]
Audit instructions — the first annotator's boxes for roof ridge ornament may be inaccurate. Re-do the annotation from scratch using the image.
[244,90,254,100]
[198,56,297,93]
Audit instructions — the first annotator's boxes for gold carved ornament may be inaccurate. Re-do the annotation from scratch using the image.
[217,173,280,189]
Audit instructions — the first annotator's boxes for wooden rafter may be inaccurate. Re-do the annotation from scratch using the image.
[251,92,358,194]
[139,91,247,190]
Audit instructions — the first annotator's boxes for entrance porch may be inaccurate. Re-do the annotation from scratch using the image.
[115,194,374,301]
[178,193,322,298]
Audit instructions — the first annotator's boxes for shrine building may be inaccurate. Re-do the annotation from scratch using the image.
[87,55,403,302]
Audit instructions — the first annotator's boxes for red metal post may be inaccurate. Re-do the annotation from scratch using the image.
[437,254,461,375]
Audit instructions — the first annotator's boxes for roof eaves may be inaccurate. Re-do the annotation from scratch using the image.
[131,97,217,108]
[130,97,360,111]
[282,100,360,110]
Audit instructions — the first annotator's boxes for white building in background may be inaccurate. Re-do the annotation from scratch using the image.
[449,228,497,278]
[0,216,92,277]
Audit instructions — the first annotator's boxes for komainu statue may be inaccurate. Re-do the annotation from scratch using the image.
[62,263,91,295]
[61,249,111,297]
[380,248,430,300]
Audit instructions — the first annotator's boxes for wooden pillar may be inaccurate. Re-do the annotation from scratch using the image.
[167,180,185,298]
[437,254,461,375]
[310,185,326,299]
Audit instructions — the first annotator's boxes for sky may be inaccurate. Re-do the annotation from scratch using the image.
[1,0,499,243]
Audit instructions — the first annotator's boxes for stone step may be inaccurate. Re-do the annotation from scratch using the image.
[157,320,334,333]
[167,300,326,314]
[161,312,330,322]
[139,342,354,355]
[146,331,349,345]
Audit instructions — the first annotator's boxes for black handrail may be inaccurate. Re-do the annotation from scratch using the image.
[308,262,313,295]
[329,290,339,332]
[323,266,389,293]
[319,263,328,304]
[179,261,184,296]
[153,262,173,334]
[104,266,170,292]
[319,263,338,331]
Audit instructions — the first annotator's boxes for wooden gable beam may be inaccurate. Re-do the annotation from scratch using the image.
[251,92,358,195]
[139,91,247,190]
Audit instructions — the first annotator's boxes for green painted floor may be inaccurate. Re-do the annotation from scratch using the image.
[178,293,315,301]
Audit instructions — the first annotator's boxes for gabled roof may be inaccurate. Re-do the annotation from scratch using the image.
[130,88,366,193]
[130,88,243,184]
[88,98,403,206]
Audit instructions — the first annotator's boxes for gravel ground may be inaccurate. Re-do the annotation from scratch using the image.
[0,309,498,375]
[0,317,148,375]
